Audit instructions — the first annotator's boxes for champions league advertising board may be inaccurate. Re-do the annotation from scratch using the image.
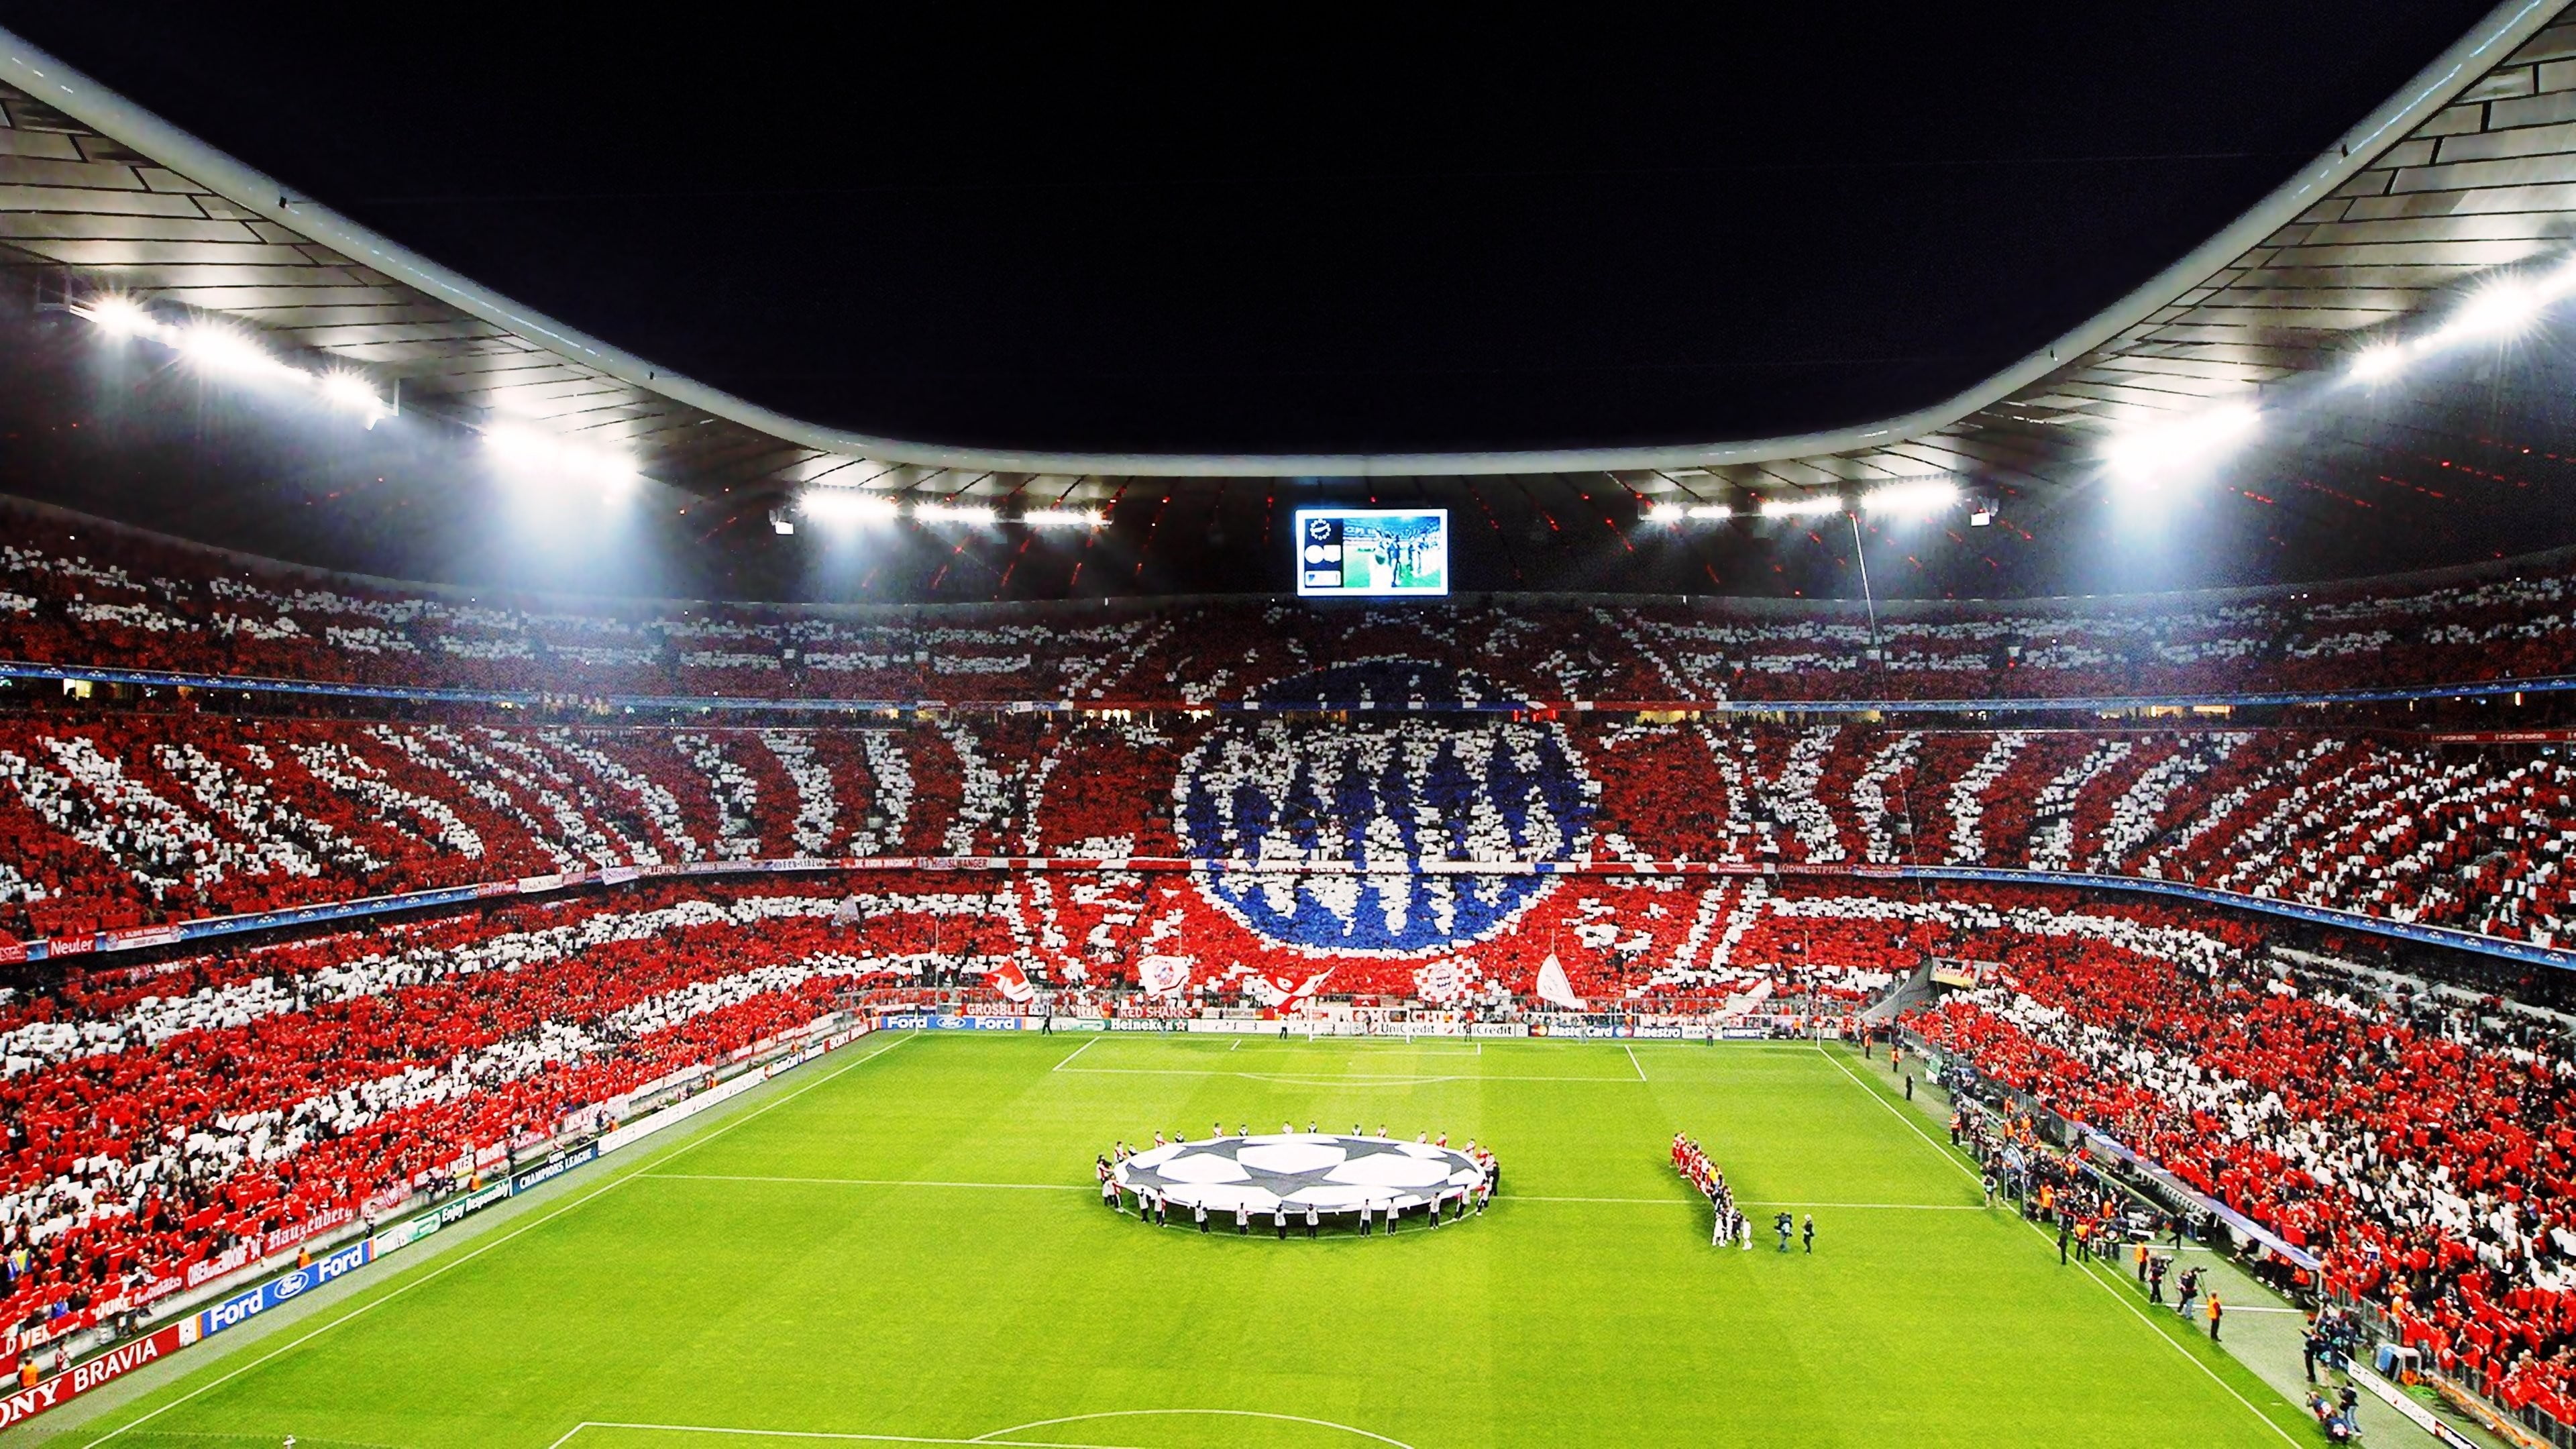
[1295,508,1448,597]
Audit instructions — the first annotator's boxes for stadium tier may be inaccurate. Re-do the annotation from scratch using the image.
[0,713,2563,950]
[5,514,2575,706]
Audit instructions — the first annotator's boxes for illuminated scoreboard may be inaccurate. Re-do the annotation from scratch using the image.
[1294,508,1449,598]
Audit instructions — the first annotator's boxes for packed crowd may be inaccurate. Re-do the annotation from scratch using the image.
[0,712,2565,955]
[0,879,1000,1348]
[5,511,2573,704]
[1910,934,2576,1423]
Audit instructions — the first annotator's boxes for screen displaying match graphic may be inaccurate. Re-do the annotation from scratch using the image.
[1294,508,1450,597]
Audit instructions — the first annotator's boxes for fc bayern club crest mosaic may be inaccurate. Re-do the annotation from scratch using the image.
[1174,664,1595,955]
[1004,657,1705,1006]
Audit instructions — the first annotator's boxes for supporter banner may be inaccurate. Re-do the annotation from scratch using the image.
[99,925,184,951]
[508,1143,600,1195]
[196,1240,372,1338]
[0,1320,197,1429]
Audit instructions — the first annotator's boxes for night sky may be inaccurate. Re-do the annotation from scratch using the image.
[0,2,2505,455]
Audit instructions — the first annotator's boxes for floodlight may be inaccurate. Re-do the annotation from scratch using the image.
[1685,504,1735,521]
[483,424,561,469]
[78,295,153,337]
[802,490,902,525]
[914,502,998,525]
[178,325,280,377]
[319,372,384,417]
[2103,402,2260,484]
[1860,479,1961,517]
[1645,503,1684,523]
[2349,343,2406,382]
[2446,280,2540,341]
[1758,494,1844,519]
[1022,508,1104,527]
[485,424,637,491]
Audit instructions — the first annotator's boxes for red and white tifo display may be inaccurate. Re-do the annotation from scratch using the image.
[1112,1135,1488,1218]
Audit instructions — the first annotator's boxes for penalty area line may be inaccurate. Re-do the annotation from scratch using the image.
[549,1408,1417,1449]
[76,1032,919,1449]
[1050,1036,1099,1071]
[1624,1044,1648,1081]
[1813,1043,2304,1449]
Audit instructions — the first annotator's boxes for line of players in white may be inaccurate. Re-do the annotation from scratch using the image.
[1093,1122,1500,1237]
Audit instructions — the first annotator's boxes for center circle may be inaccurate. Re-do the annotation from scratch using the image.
[1172,661,1595,955]
[1114,1134,1487,1216]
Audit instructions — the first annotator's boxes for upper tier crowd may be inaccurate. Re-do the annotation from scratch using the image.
[1909,937,2576,1424]
[0,713,2562,952]
[3,514,2571,703]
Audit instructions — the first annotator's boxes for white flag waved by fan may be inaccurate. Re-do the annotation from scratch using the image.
[1534,953,1587,1011]
[987,961,1036,1004]
[1139,955,1193,996]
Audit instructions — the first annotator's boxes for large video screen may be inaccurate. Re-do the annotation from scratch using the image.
[1294,508,1450,597]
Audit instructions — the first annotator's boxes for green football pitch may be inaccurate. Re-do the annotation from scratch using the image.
[39,1032,2314,1449]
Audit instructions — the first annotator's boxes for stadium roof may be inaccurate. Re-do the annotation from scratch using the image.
[9,6,2576,607]
[1,3,2572,506]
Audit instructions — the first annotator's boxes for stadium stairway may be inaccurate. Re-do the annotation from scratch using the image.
[1857,963,1935,1025]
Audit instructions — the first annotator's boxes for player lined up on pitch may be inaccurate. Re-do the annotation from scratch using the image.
[1093,1123,1499,1237]
[1674,1133,1815,1253]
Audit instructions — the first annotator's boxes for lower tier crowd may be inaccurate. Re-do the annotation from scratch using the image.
[1909,930,2576,1422]
[3,862,2572,1435]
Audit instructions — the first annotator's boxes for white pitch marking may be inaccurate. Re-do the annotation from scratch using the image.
[565,1421,1147,1448]
[1055,1065,1640,1084]
[647,1173,1089,1191]
[76,1032,920,1449]
[971,1408,1417,1448]
[1624,1044,1648,1081]
[1814,1043,2303,1448]
[543,1409,1417,1449]
[1049,1036,1099,1071]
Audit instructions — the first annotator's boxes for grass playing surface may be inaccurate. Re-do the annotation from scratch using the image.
[40,1032,2312,1449]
